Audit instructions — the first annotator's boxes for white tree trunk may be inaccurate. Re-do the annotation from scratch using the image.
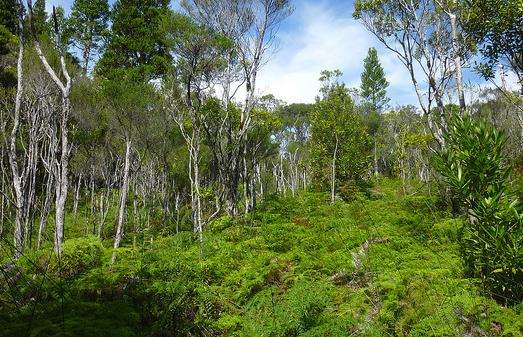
[449,12,466,113]
[9,21,25,258]
[73,173,82,216]
[112,138,132,263]
[53,99,70,255]
[31,6,73,254]
[331,135,339,204]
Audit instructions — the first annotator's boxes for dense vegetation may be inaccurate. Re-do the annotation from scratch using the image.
[0,0,522,335]
[2,180,522,336]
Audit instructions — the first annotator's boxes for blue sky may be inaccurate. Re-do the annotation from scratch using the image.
[46,0,515,105]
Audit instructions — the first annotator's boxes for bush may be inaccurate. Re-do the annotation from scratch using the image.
[58,236,104,278]
[462,196,523,304]
[434,113,523,304]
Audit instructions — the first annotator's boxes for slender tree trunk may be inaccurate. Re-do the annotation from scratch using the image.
[133,195,138,250]
[82,41,92,76]
[373,140,379,176]
[112,138,132,263]
[331,135,339,204]
[449,12,466,113]
[37,170,54,249]
[73,173,82,216]
[191,136,203,242]
[89,171,95,221]
[53,98,70,254]
[256,163,263,199]
[98,191,109,238]
[174,192,180,234]
[279,153,286,195]
[9,12,25,258]
[30,5,73,254]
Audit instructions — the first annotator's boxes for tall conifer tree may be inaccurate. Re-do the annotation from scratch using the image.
[96,0,170,81]
[360,47,389,175]
[360,47,389,113]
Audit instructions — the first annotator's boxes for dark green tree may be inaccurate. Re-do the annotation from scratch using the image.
[96,0,170,81]
[360,47,389,113]
[31,0,50,36]
[311,70,371,203]
[0,0,18,34]
[360,47,389,175]
[0,0,18,87]
[67,0,110,75]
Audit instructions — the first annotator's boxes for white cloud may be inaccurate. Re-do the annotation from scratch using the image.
[255,1,418,105]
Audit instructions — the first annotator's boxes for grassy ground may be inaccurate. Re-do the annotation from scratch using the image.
[1,179,522,336]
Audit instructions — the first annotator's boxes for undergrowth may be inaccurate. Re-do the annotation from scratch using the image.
[1,179,521,336]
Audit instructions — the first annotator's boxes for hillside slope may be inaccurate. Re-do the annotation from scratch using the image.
[1,180,522,336]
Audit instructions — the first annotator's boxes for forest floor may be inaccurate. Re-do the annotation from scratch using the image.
[1,179,522,336]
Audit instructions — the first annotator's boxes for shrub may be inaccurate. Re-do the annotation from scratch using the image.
[58,236,104,278]
[434,113,522,304]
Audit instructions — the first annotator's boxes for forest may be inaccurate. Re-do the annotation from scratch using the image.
[0,0,522,336]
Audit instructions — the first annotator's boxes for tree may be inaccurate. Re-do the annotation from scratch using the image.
[27,1,73,254]
[361,47,389,114]
[310,70,371,203]
[0,0,18,33]
[353,0,471,145]
[30,0,50,36]
[67,0,110,75]
[163,11,228,240]
[462,0,523,94]
[6,0,26,258]
[96,0,170,81]
[181,0,293,216]
[360,47,389,175]
[379,106,432,191]
[0,0,18,88]
[96,0,172,259]
[100,79,157,262]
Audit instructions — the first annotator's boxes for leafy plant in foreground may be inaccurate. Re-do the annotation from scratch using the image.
[434,113,522,304]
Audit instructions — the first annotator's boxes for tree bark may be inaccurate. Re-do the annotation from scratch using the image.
[9,12,25,258]
[449,12,466,113]
[111,137,132,263]
[30,3,73,254]
[73,173,82,216]
[53,98,70,255]
[331,135,339,204]
[37,169,54,249]
[373,140,379,176]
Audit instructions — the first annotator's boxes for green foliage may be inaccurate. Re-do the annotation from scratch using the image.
[378,106,432,182]
[0,24,16,88]
[66,0,110,73]
[0,0,18,88]
[462,0,523,87]
[464,196,523,303]
[96,0,170,81]
[30,0,51,37]
[434,114,510,209]
[2,181,522,335]
[434,113,523,304]
[360,47,389,114]
[243,279,333,336]
[310,72,371,195]
[0,0,18,34]
[58,236,104,278]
